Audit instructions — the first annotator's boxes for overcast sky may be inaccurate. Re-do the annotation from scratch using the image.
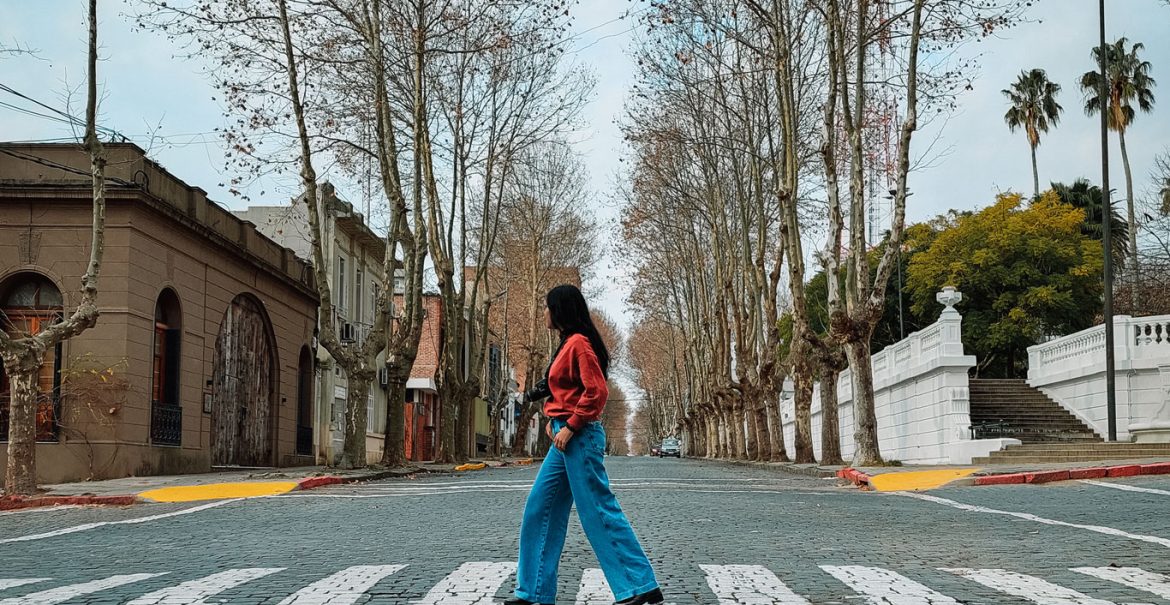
[3,0,1169,337]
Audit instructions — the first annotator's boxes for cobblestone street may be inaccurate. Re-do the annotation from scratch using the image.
[2,456,1170,603]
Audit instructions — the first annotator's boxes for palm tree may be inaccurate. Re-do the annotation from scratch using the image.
[1003,69,1063,198]
[1081,37,1157,270]
[1052,179,1128,266]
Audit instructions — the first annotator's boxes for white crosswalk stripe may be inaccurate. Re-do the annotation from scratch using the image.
[1073,567,1170,600]
[1,563,1168,604]
[700,564,809,605]
[821,565,959,605]
[125,568,284,605]
[415,562,517,605]
[574,568,615,605]
[277,565,406,605]
[944,568,1115,605]
[0,573,165,605]
[0,581,48,592]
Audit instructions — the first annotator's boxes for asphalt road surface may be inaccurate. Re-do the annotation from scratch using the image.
[2,456,1170,604]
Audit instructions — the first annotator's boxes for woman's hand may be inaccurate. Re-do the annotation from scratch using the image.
[553,427,574,451]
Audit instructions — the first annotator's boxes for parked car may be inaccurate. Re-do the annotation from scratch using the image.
[658,437,681,458]
[649,443,661,456]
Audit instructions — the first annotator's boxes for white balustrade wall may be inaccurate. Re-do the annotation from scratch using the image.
[1028,315,1170,441]
[780,298,1016,464]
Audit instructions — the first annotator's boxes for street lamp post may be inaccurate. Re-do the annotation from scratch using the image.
[1098,0,1118,441]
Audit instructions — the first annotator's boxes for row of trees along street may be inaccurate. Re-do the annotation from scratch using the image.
[619,0,1033,466]
[623,1,1170,465]
[135,0,600,469]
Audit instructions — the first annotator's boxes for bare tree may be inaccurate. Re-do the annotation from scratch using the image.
[492,143,599,456]
[819,0,1026,465]
[419,1,592,463]
[0,0,106,495]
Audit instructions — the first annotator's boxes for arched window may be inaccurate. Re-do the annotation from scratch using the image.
[150,289,183,446]
[0,273,64,442]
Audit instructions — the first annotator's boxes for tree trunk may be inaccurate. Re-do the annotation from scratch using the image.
[847,339,883,466]
[511,400,538,457]
[1030,143,1039,200]
[1119,129,1139,299]
[380,365,409,468]
[732,404,747,459]
[338,375,371,469]
[744,395,760,460]
[792,356,816,464]
[751,400,769,461]
[765,394,788,462]
[820,369,844,465]
[717,409,729,458]
[437,379,458,463]
[4,356,42,495]
[455,384,471,462]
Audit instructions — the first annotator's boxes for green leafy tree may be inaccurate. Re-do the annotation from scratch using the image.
[906,192,1104,377]
[1081,38,1157,266]
[1003,69,1064,198]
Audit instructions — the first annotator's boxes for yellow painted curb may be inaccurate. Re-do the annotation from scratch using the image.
[869,468,979,492]
[139,481,299,503]
[454,463,487,472]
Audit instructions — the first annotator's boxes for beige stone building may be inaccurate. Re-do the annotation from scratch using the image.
[0,143,318,484]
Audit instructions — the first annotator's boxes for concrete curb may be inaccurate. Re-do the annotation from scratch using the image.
[0,494,138,511]
[837,468,873,489]
[971,461,1170,486]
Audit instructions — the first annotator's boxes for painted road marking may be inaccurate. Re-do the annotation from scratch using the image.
[0,574,165,605]
[1080,480,1170,497]
[0,580,49,591]
[140,482,298,503]
[701,564,810,604]
[1073,567,1170,599]
[415,562,517,605]
[3,565,1167,604]
[944,568,1114,605]
[574,568,615,605]
[869,469,979,492]
[277,565,407,605]
[821,565,958,604]
[900,492,1170,549]
[125,568,284,604]
[283,488,835,500]
[0,499,241,545]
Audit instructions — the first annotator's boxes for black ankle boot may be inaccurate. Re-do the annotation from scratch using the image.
[614,588,664,605]
[504,597,552,605]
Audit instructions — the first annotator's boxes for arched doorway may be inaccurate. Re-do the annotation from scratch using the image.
[150,289,183,446]
[295,346,313,456]
[210,294,276,467]
[0,272,64,442]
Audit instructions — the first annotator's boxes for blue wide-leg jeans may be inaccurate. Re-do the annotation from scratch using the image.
[514,419,659,603]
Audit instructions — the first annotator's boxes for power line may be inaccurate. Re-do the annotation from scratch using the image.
[0,82,128,141]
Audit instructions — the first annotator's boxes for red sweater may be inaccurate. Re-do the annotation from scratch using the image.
[545,334,609,432]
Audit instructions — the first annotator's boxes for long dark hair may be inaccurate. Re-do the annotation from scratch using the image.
[546,284,609,377]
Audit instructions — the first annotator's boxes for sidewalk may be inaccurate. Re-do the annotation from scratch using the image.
[2,456,538,510]
[835,457,1170,492]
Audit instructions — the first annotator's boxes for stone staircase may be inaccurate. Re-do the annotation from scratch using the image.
[968,379,1170,464]
[972,442,1170,464]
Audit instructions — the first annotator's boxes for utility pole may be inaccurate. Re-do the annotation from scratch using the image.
[1098,0,1118,441]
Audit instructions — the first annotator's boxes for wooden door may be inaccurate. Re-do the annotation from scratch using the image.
[210,295,274,466]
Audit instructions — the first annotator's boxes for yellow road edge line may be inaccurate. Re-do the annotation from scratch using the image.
[869,468,980,492]
[139,481,300,503]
